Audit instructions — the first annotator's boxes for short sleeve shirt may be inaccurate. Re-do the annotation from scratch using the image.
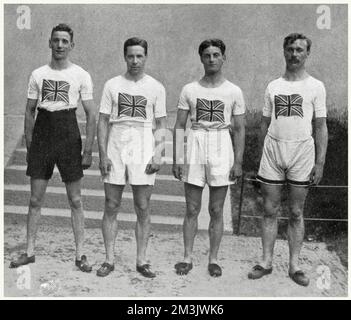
[27,64,93,111]
[177,80,245,129]
[99,74,166,127]
[263,76,327,141]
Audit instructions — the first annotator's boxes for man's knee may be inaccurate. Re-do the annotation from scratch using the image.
[263,200,280,218]
[289,204,304,222]
[209,204,223,219]
[105,196,121,213]
[68,195,82,210]
[186,202,201,218]
[29,195,44,210]
[134,199,149,213]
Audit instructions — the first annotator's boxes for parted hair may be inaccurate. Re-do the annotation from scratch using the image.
[124,37,148,56]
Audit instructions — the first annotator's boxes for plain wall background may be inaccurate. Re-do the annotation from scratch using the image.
[4,4,348,122]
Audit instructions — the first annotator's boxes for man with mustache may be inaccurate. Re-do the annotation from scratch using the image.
[173,39,245,277]
[9,24,96,272]
[248,33,328,286]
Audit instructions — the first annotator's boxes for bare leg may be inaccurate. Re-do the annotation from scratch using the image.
[26,178,49,256]
[287,185,308,273]
[260,183,282,269]
[182,183,203,263]
[102,183,124,265]
[131,185,153,266]
[65,179,85,260]
[208,185,228,265]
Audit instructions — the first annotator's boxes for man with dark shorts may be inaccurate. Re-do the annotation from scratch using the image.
[96,37,167,278]
[9,24,96,272]
[248,33,328,286]
[173,39,245,277]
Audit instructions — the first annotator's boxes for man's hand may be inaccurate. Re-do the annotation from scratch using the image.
[145,157,161,175]
[99,157,112,176]
[229,162,243,184]
[172,164,183,181]
[82,152,93,170]
[309,163,324,185]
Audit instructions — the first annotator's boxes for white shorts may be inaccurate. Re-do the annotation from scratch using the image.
[103,123,156,185]
[183,129,234,187]
[257,135,315,186]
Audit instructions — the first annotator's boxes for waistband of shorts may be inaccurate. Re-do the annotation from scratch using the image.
[37,107,77,114]
[110,120,152,129]
[190,122,230,131]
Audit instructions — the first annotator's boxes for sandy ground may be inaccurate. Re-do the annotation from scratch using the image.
[3,214,348,298]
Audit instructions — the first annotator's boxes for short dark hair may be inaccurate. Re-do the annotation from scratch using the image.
[198,39,226,56]
[283,33,312,52]
[124,37,148,56]
[51,23,74,41]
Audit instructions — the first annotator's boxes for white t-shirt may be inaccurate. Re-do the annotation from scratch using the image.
[27,64,93,111]
[177,80,245,130]
[99,74,166,127]
[263,76,327,142]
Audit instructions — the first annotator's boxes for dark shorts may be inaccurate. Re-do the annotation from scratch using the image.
[26,108,83,183]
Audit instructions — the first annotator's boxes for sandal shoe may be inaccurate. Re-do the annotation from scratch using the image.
[208,263,222,277]
[96,262,114,277]
[248,264,273,279]
[136,264,156,278]
[289,270,310,287]
[174,262,193,275]
[9,253,35,268]
[75,255,92,273]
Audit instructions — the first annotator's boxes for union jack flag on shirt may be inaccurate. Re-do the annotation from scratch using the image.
[274,94,304,119]
[41,79,70,104]
[118,93,147,119]
[196,98,225,123]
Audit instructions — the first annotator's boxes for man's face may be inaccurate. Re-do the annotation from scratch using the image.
[284,39,310,71]
[49,31,74,60]
[200,46,226,75]
[125,45,147,76]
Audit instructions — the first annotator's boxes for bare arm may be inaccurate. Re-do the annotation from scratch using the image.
[81,99,97,169]
[229,114,245,181]
[154,116,167,162]
[259,115,271,158]
[81,99,97,154]
[97,112,111,176]
[310,117,328,185]
[145,116,167,174]
[24,98,38,152]
[172,109,188,180]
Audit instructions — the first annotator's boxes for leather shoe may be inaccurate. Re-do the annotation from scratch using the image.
[248,264,273,279]
[136,264,156,278]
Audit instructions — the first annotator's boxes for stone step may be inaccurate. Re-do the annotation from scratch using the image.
[4,189,186,218]
[4,168,185,196]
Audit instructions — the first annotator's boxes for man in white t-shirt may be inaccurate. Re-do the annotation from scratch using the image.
[9,24,96,272]
[173,39,245,277]
[248,33,328,286]
[96,37,167,278]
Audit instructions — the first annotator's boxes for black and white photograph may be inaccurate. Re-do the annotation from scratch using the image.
[2,1,348,299]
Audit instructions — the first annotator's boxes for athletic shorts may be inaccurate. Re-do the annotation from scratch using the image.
[183,129,234,187]
[103,123,156,185]
[26,108,83,183]
[257,135,315,186]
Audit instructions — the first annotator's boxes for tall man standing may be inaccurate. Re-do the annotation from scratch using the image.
[173,39,245,277]
[97,37,167,278]
[249,33,328,286]
[10,24,96,272]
